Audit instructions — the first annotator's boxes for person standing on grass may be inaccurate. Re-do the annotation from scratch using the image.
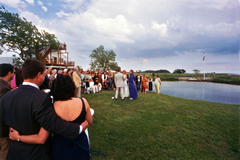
[114,68,125,100]
[135,73,142,93]
[73,67,80,98]
[148,75,153,93]
[128,70,138,100]
[155,75,161,94]
[0,63,15,160]
[141,74,148,94]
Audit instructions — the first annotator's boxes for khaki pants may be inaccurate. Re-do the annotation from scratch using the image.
[75,87,80,98]
[0,137,10,160]
[155,84,160,94]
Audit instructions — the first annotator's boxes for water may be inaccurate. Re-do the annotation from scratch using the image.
[147,81,240,105]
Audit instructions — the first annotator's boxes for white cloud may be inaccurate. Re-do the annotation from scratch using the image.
[143,59,148,63]
[151,21,168,37]
[41,6,47,12]
[0,0,26,9]
[56,11,70,18]
[37,0,43,6]
[3,0,238,73]
[25,0,34,5]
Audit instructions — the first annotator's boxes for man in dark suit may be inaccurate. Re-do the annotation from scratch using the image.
[135,73,142,93]
[0,59,88,160]
[0,63,15,160]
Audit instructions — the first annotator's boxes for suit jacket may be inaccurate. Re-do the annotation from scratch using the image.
[0,79,12,138]
[135,75,142,84]
[0,85,79,160]
[114,72,124,88]
[72,71,80,88]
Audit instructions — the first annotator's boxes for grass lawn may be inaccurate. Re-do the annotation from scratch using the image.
[83,90,239,159]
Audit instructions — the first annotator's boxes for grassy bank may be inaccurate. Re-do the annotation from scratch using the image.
[83,91,239,159]
[207,75,240,85]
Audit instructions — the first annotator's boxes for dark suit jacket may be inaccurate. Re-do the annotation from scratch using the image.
[135,75,142,84]
[0,79,12,138]
[0,85,79,160]
[40,75,49,90]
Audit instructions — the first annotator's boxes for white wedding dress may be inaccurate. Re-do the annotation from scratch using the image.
[123,74,130,97]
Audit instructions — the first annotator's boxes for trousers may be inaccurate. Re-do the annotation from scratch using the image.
[115,87,124,99]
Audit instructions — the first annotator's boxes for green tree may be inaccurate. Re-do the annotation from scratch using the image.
[90,45,118,71]
[193,69,200,78]
[173,69,186,74]
[0,7,59,60]
[12,54,23,68]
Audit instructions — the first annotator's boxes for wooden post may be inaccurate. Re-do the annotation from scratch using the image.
[67,52,69,68]
[59,49,61,66]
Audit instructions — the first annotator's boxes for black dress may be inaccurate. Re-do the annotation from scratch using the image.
[52,98,90,160]
[148,78,153,91]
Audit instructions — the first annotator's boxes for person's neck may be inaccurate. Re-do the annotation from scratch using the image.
[0,76,10,83]
[24,79,39,87]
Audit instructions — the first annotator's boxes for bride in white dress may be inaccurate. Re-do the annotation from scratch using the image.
[122,70,129,97]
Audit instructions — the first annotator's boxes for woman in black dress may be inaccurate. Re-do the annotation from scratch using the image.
[148,75,153,93]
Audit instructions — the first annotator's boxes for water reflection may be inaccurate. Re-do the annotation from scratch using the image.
[146,81,240,105]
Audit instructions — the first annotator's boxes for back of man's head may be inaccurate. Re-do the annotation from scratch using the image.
[22,59,45,79]
[0,63,14,77]
[117,67,121,72]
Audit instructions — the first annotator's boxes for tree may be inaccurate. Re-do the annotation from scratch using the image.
[173,69,186,74]
[89,45,119,71]
[152,72,155,78]
[12,54,23,68]
[0,7,59,60]
[193,69,200,78]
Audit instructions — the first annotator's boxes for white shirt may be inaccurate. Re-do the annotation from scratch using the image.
[89,82,94,87]
[22,82,39,89]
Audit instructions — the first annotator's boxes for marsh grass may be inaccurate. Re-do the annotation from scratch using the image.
[84,90,239,159]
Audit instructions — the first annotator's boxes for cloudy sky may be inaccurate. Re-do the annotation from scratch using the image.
[1,0,239,73]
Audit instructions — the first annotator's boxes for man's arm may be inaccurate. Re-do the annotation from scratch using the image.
[35,94,86,139]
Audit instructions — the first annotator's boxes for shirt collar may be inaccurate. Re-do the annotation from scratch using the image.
[22,82,39,89]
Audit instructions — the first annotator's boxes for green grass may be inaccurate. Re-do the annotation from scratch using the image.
[83,90,239,160]
[208,75,240,85]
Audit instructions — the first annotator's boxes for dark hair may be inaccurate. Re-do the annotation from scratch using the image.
[15,69,23,87]
[22,59,45,79]
[117,67,121,72]
[51,74,75,101]
[0,63,14,77]
[130,69,134,74]
[156,75,158,77]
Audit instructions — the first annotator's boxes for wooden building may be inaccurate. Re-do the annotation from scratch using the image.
[38,43,74,68]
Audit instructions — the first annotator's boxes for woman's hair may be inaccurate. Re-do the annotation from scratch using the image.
[15,69,23,87]
[156,75,159,77]
[130,69,134,74]
[51,74,75,101]
[67,68,72,73]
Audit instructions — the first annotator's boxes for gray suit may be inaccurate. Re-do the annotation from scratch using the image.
[114,72,125,99]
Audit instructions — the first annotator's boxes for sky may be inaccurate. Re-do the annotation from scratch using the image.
[0,0,240,73]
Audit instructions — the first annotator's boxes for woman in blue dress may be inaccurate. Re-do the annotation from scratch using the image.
[9,75,92,160]
[128,69,138,100]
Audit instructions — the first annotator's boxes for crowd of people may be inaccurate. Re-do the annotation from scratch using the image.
[0,59,162,160]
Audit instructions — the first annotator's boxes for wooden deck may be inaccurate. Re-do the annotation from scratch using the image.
[40,58,74,67]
